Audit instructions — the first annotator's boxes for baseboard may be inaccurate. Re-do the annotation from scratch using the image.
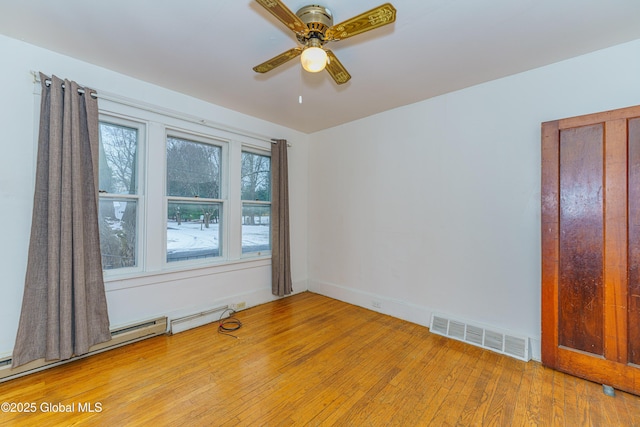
[309,279,541,361]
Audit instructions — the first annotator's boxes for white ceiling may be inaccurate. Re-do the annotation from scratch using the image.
[2,0,640,133]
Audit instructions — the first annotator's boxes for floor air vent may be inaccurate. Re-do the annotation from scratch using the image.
[430,314,530,361]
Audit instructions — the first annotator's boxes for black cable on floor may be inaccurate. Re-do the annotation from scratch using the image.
[218,308,242,339]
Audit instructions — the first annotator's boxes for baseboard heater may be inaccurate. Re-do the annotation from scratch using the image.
[0,316,167,382]
[169,305,228,334]
[430,313,531,362]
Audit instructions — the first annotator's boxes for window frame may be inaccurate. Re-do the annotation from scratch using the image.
[164,129,229,268]
[240,146,272,257]
[98,114,146,277]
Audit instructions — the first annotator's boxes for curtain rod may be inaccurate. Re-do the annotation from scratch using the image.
[31,71,289,146]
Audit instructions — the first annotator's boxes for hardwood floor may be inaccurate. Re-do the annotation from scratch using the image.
[1,292,640,426]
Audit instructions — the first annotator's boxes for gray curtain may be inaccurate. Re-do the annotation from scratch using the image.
[271,139,292,296]
[12,74,111,368]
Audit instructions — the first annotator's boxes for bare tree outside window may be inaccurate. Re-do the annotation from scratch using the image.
[167,136,220,199]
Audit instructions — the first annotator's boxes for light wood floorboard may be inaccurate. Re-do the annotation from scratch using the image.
[1,292,640,426]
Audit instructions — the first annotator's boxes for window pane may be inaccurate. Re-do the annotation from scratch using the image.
[99,198,137,269]
[167,137,221,198]
[241,151,270,201]
[167,202,221,262]
[242,204,270,254]
[99,122,138,194]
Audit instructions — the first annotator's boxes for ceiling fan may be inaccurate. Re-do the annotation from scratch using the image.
[253,1,397,85]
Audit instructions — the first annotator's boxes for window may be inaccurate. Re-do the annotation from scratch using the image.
[166,135,225,263]
[98,119,142,270]
[241,150,271,255]
[94,97,273,280]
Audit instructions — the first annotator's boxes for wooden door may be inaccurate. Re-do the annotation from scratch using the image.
[542,105,640,395]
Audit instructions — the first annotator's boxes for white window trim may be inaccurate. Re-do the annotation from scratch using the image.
[99,114,147,279]
[240,146,272,258]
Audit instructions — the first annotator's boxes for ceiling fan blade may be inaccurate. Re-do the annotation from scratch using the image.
[255,0,309,36]
[325,50,351,85]
[253,47,303,73]
[325,3,397,41]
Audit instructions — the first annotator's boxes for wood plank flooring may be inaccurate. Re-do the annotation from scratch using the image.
[1,291,640,426]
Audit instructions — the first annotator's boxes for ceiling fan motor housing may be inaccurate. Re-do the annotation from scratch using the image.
[296,5,333,43]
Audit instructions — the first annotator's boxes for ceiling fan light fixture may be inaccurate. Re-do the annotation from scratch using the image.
[300,46,327,72]
[253,1,397,84]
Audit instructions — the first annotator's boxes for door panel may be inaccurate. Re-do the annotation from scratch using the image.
[558,125,604,355]
[628,118,640,365]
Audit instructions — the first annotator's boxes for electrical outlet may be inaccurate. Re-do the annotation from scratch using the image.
[372,300,382,309]
[230,301,246,311]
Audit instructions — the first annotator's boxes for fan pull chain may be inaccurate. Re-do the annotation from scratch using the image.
[298,65,304,104]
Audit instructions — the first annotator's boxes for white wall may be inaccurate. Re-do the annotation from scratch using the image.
[0,34,309,356]
[308,39,640,360]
